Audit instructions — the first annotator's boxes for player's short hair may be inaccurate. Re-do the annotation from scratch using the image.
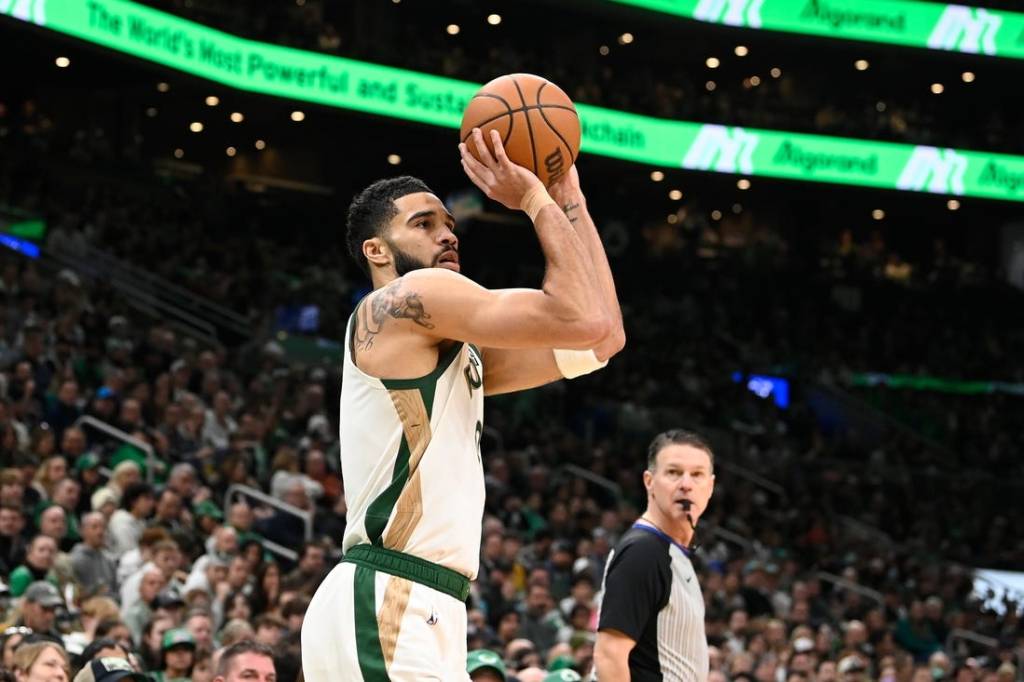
[346,176,434,278]
[214,640,275,677]
[646,429,714,472]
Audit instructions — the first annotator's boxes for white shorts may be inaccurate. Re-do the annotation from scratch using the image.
[302,561,471,681]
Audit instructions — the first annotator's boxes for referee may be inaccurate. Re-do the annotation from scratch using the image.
[593,429,715,682]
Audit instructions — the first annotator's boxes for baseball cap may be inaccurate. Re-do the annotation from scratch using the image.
[193,500,224,521]
[161,628,196,651]
[467,649,506,680]
[75,657,151,682]
[24,581,63,608]
[544,671,583,682]
[74,453,101,473]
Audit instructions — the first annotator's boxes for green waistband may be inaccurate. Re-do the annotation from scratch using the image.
[343,544,471,602]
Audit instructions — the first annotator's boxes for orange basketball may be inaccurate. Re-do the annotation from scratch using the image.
[460,74,581,188]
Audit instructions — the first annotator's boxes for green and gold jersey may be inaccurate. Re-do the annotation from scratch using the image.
[339,310,486,579]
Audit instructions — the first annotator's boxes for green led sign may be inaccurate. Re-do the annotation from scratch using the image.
[606,0,1024,60]
[5,0,1024,202]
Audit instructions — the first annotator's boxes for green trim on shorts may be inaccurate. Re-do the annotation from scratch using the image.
[345,544,471,602]
[353,564,389,681]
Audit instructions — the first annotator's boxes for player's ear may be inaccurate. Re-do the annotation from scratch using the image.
[642,469,653,492]
[363,236,390,269]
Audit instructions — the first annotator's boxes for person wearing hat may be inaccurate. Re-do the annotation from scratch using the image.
[467,649,506,682]
[73,656,151,682]
[15,581,65,642]
[151,628,195,682]
[73,453,103,516]
[192,500,223,538]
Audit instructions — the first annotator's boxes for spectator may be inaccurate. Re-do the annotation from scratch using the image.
[10,641,70,682]
[70,512,116,598]
[212,640,276,682]
[8,535,59,597]
[106,484,155,558]
[12,582,65,643]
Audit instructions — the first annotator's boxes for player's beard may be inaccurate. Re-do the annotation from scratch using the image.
[388,240,457,277]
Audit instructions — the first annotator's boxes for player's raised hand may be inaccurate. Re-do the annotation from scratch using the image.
[460,128,542,212]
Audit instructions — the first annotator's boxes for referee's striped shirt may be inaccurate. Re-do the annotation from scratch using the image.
[594,523,709,682]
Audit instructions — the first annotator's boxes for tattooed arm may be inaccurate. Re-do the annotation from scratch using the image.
[352,279,435,352]
[549,166,626,362]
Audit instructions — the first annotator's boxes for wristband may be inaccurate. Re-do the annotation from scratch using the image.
[553,348,608,379]
[520,184,556,222]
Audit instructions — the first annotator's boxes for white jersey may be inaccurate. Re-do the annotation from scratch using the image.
[338,308,486,579]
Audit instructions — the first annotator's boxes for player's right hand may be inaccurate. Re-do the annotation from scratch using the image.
[460,128,543,212]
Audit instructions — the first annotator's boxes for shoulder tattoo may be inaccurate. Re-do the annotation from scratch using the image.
[353,279,435,351]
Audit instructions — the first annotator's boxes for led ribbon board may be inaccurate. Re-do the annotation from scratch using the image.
[6,0,1024,202]
[606,0,1024,60]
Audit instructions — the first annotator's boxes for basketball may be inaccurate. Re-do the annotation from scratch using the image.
[460,73,581,188]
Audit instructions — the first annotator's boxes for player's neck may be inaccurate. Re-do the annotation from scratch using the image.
[639,507,693,549]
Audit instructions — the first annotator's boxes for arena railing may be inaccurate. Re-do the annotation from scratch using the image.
[73,416,160,485]
[224,484,313,563]
[54,241,251,342]
[816,571,885,608]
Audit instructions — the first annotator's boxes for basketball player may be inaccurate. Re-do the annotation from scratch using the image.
[301,128,625,681]
[593,429,715,682]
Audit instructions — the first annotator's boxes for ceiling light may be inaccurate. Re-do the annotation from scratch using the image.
[487,14,501,25]
[737,179,751,190]
[599,45,610,56]
[750,76,761,86]
[706,80,716,91]
[931,83,944,94]
[711,210,722,221]
[255,139,266,150]
[872,209,885,220]
[226,147,236,157]
[732,203,743,214]
[734,45,748,57]
[189,122,203,133]
[55,57,70,68]
[205,96,219,106]
[668,189,683,200]
[145,107,157,117]
[947,199,960,211]
[706,57,720,68]
[854,59,869,71]
[290,110,305,122]
[230,112,244,123]
[770,67,782,78]
[667,214,678,224]
[173,148,184,159]
[650,171,665,182]
[446,24,460,35]
[157,82,170,92]
[962,71,975,83]
[387,154,401,165]
[618,32,634,45]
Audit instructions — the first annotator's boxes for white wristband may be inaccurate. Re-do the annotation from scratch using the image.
[553,348,608,379]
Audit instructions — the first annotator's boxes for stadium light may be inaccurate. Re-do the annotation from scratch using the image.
[487,14,501,25]
[650,171,664,182]
[735,45,748,56]
[599,45,610,56]
[711,210,722,220]
[872,209,885,220]
[205,96,219,106]
[446,24,460,35]
[157,82,170,92]
[226,146,236,157]
[669,189,683,200]
[255,139,266,150]
[230,112,244,123]
[855,59,869,71]
[962,71,975,83]
[189,122,203,133]
[387,154,401,165]
[290,110,305,122]
[618,33,634,45]
[770,67,782,78]
[55,57,70,68]
[706,57,720,68]
[931,83,944,94]
[737,179,751,190]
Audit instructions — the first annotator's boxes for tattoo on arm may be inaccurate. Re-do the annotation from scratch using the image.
[562,202,582,224]
[353,280,435,351]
